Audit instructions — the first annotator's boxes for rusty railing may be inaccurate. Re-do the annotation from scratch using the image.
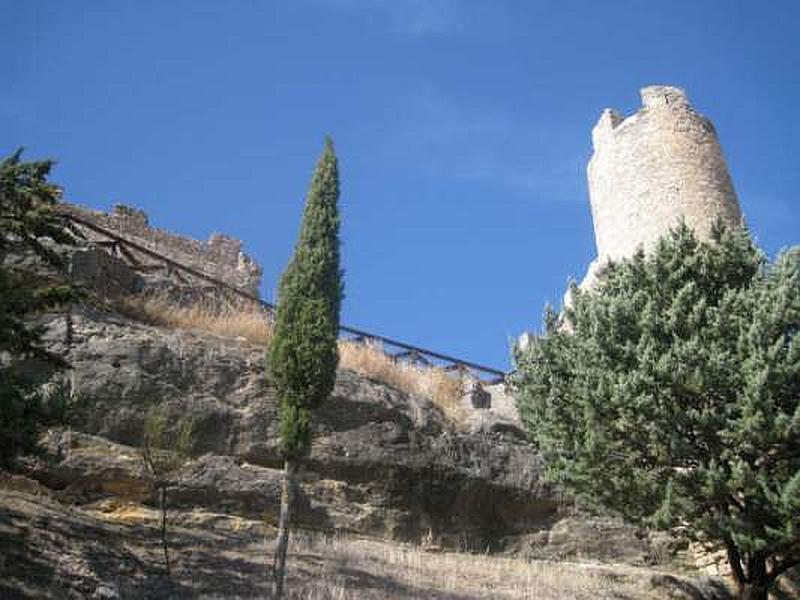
[64,212,507,384]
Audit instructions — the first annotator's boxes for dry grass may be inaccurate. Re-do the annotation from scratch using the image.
[338,340,465,421]
[118,294,273,345]
[3,482,729,600]
[273,531,709,600]
[117,294,465,421]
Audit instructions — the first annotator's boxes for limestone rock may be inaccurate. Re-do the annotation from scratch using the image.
[25,308,556,550]
[70,248,142,298]
[461,378,490,409]
[0,483,733,600]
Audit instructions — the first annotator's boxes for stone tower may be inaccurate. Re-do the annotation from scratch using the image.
[582,85,742,286]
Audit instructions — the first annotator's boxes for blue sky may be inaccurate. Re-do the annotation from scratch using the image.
[4,1,799,370]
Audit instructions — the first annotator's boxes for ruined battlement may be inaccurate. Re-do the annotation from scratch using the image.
[64,203,263,296]
[639,85,692,110]
[583,85,742,286]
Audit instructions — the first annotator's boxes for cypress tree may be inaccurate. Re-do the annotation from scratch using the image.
[268,138,342,598]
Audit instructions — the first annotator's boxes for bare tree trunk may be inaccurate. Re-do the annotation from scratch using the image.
[739,552,768,600]
[272,458,296,599]
[159,485,171,579]
[737,584,768,600]
[727,544,769,600]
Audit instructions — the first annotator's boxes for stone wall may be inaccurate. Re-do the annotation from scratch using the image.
[64,203,263,296]
[583,85,742,286]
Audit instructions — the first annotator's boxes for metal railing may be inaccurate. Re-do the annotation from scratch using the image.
[64,212,507,384]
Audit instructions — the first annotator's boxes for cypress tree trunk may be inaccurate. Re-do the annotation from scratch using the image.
[272,458,296,599]
[738,583,768,600]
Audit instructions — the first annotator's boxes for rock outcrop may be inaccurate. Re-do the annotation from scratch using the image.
[23,306,557,551]
[0,480,733,600]
[2,200,724,597]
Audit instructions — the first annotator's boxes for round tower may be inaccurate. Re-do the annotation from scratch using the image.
[583,85,742,285]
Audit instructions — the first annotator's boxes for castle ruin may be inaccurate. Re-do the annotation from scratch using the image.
[64,203,263,296]
[582,85,743,287]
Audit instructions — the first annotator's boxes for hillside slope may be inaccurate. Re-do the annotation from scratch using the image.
[0,213,735,598]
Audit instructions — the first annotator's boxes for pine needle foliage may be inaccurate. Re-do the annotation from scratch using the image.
[0,149,78,363]
[268,137,343,459]
[0,149,78,269]
[0,149,78,467]
[510,222,800,599]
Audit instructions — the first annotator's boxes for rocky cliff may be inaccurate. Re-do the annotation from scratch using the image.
[1,211,726,598]
[21,305,555,550]
[2,302,721,598]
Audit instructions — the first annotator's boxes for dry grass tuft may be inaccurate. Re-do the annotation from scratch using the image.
[278,532,692,599]
[339,340,465,422]
[117,295,466,422]
[117,294,273,345]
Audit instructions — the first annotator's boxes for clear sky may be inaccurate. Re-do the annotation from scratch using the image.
[4,1,799,371]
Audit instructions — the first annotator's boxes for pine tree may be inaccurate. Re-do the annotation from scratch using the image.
[511,222,800,600]
[268,138,342,598]
[0,149,78,467]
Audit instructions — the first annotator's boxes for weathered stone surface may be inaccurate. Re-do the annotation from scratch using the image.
[20,430,150,503]
[461,379,490,409]
[0,482,734,600]
[63,203,263,296]
[3,306,749,596]
[583,85,742,287]
[70,248,142,298]
[505,515,674,565]
[524,85,745,358]
[465,382,524,437]
[588,86,742,262]
[27,308,556,550]
[0,485,272,600]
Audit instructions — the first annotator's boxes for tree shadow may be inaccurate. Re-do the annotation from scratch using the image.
[649,574,733,600]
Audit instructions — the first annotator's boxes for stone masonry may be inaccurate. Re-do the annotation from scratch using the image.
[64,203,263,296]
[582,85,742,286]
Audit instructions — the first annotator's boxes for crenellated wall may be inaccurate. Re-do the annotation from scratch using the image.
[64,203,263,296]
